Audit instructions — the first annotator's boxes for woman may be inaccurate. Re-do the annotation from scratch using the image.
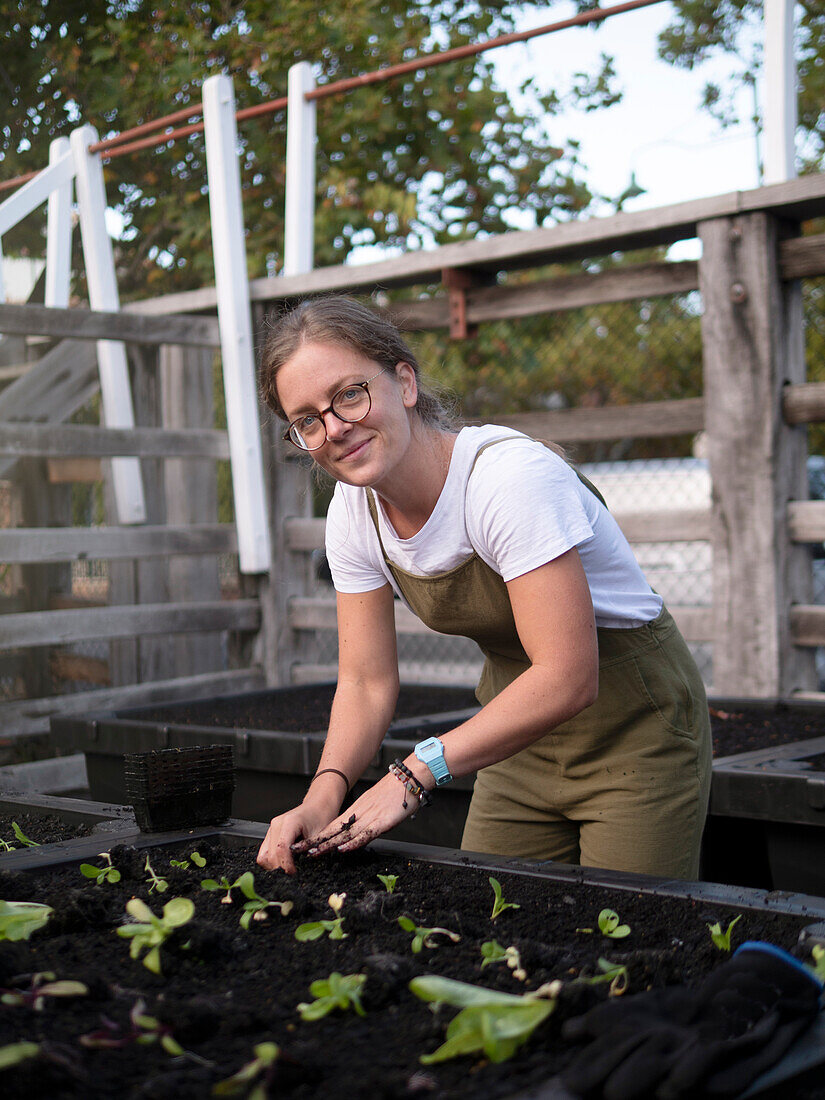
[256,296,711,879]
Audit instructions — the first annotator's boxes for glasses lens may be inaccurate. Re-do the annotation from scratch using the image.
[289,416,324,450]
[332,385,370,422]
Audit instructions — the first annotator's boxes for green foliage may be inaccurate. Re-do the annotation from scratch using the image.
[295,892,348,941]
[398,915,460,954]
[0,900,53,942]
[489,877,520,920]
[1,971,88,1010]
[377,873,398,894]
[80,998,187,1057]
[0,1041,40,1070]
[410,975,556,1064]
[79,852,121,886]
[480,939,525,980]
[597,908,631,940]
[201,875,237,902]
[116,896,194,975]
[144,855,169,894]
[169,851,207,871]
[809,944,825,982]
[234,871,294,929]
[583,957,630,996]
[707,914,742,952]
[0,822,40,852]
[297,972,367,1021]
[212,1041,279,1098]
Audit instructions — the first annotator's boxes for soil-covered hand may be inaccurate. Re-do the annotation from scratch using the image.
[291,771,423,858]
[257,804,339,874]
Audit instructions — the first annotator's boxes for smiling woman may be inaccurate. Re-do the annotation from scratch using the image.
[255,296,712,882]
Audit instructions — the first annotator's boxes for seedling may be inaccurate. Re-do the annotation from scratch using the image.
[80,998,188,1057]
[0,1041,40,1070]
[398,915,460,954]
[577,908,632,939]
[0,822,41,853]
[169,851,207,870]
[810,945,825,982]
[212,1041,279,1098]
[297,972,367,1020]
[480,940,526,981]
[295,893,348,941]
[583,957,630,996]
[489,877,520,920]
[0,900,53,942]
[144,854,169,894]
[707,914,741,952]
[116,896,194,975]
[79,852,121,886]
[410,975,557,1063]
[1,971,88,1011]
[234,872,294,929]
[201,875,237,903]
[377,873,398,894]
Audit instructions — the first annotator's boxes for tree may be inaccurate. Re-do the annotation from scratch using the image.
[0,0,619,298]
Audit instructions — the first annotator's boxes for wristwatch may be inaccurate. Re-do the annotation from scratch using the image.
[414,736,453,786]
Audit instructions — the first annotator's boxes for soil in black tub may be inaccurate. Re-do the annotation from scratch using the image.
[1,840,823,1099]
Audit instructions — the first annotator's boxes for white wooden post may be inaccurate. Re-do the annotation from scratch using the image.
[70,124,146,524]
[284,61,317,276]
[763,0,797,185]
[0,237,5,304]
[202,73,271,574]
[45,137,73,308]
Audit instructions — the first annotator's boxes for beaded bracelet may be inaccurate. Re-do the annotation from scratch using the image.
[389,760,431,813]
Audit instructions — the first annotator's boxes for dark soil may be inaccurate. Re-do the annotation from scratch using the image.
[710,704,825,758]
[1,837,823,1100]
[0,812,96,848]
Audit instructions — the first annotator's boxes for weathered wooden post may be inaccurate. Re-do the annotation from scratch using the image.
[699,212,816,697]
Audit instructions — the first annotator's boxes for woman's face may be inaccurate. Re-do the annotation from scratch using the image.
[276,340,418,488]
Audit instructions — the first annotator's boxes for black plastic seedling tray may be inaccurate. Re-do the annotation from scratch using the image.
[2,797,825,1100]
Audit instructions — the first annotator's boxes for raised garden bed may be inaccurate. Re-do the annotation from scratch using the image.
[1,807,825,1100]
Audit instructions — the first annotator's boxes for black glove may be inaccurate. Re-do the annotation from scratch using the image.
[561,941,823,1100]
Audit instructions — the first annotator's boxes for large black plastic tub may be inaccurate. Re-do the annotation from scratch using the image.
[2,798,824,1100]
[48,683,480,846]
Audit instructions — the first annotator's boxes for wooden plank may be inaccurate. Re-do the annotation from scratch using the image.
[0,600,260,649]
[0,302,221,347]
[285,516,326,552]
[788,500,825,543]
[49,652,110,686]
[290,662,481,687]
[0,667,266,737]
[790,605,825,647]
[0,422,230,459]
[779,234,825,279]
[487,397,705,443]
[0,523,239,565]
[699,212,815,696]
[783,381,825,425]
[46,458,102,483]
[133,174,825,314]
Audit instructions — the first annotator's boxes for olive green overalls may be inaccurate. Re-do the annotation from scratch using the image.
[366,439,712,880]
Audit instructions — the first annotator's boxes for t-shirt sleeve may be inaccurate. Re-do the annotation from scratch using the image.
[465,441,595,582]
[325,487,389,593]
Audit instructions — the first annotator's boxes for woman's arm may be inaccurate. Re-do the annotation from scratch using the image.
[256,584,399,871]
[299,546,598,855]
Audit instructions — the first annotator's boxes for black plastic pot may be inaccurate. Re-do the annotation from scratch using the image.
[2,800,825,1099]
[48,683,480,846]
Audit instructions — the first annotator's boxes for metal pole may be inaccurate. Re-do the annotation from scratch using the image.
[45,137,73,308]
[763,0,797,185]
[284,61,317,276]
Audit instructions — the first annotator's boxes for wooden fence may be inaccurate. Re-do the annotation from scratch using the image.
[3,173,825,738]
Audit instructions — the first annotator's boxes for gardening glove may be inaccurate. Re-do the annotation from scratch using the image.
[561,941,823,1100]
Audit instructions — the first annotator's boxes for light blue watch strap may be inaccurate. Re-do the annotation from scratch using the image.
[414,736,453,786]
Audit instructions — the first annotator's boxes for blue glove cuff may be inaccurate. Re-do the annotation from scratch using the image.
[735,939,825,995]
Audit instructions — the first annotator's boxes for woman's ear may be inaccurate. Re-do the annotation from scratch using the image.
[396,361,418,408]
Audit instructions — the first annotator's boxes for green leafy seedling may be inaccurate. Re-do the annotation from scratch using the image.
[0,1041,40,1070]
[0,901,53,942]
[212,1041,279,1098]
[295,893,348,942]
[398,915,460,954]
[598,908,631,939]
[144,854,169,894]
[11,822,39,848]
[490,877,520,920]
[234,872,294,929]
[1,971,88,1011]
[79,998,211,1063]
[480,940,526,980]
[79,852,121,886]
[170,851,207,870]
[707,914,741,952]
[410,975,557,1064]
[297,972,367,1021]
[116,896,194,975]
[586,957,630,996]
[201,875,237,903]
[377,873,398,894]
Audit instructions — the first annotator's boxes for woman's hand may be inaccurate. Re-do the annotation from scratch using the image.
[291,771,422,857]
[257,803,339,874]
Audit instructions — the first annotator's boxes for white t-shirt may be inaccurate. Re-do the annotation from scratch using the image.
[325,425,663,628]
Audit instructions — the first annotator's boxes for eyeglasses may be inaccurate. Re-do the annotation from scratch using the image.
[283,368,388,451]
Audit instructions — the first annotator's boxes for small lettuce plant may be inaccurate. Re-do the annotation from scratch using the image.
[410,975,558,1064]
[79,852,121,886]
[0,1042,41,1070]
[170,852,206,870]
[480,940,526,981]
[212,1041,279,1098]
[708,915,741,952]
[1,971,88,1010]
[297,973,367,1021]
[583,957,630,996]
[117,896,194,974]
[377,874,398,894]
[0,823,39,853]
[578,908,631,939]
[398,915,460,954]
[489,877,520,920]
[234,872,294,929]
[201,875,237,903]
[0,901,53,942]
[80,998,188,1057]
[295,893,348,942]
[143,854,169,894]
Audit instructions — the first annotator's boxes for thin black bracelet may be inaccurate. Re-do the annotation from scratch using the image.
[310,767,350,794]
